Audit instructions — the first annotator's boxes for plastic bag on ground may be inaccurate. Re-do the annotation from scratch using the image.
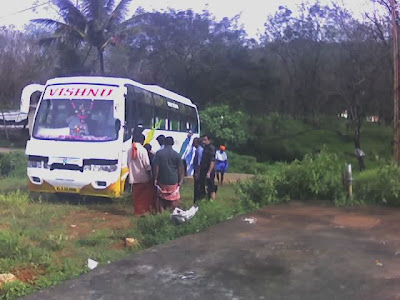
[170,206,199,224]
[87,258,99,270]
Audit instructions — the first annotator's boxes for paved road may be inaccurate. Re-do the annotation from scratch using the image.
[23,201,400,300]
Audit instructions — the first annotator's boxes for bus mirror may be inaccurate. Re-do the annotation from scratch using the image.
[115,119,121,135]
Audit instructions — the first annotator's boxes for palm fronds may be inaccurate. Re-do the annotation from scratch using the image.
[53,0,86,31]
[107,0,132,29]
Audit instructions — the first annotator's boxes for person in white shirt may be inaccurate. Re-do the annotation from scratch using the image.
[355,148,365,171]
[128,134,155,216]
[215,145,228,185]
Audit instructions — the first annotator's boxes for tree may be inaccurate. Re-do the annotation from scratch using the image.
[32,0,132,74]
[0,26,55,109]
[112,9,266,111]
[200,105,248,148]
[262,3,340,120]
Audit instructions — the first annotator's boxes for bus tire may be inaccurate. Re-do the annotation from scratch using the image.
[124,178,131,193]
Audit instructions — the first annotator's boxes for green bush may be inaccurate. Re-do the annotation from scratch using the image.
[276,149,345,201]
[227,152,268,174]
[356,164,400,206]
[235,149,347,208]
[236,174,285,211]
[0,151,26,178]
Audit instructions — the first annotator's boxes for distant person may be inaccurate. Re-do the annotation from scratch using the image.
[193,137,205,202]
[179,130,193,157]
[199,134,217,200]
[144,143,155,165]
[355,148,366,171]
[180,130,194,174]
[156,134,166,151]
[127,134,155,216]
[153,136,184,212]
[215,145,228,185]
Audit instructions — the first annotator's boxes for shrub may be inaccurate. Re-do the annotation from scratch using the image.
[227,152,268,174]
[276,149,345,201]
[356,164,400,206]
[235,149,347,207]
[236,174,285,211]
[0,151,26,178]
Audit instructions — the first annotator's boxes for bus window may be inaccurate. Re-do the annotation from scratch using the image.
[153,94,166,108]
[168,111,180,131]
[141,90,153,105]
[124,85,135,141]
[137,103,153,129]
[155,108,167,130]
[180,116,187,132]
[188,107,198,133]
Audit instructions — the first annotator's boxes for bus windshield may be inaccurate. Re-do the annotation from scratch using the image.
[33,99,117,142]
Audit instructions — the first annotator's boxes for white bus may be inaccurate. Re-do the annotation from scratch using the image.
[23,76,200,198]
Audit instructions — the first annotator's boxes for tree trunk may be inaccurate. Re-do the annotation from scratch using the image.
[82,46,92,67]
[354,118,361,149]
[98,48,104,75]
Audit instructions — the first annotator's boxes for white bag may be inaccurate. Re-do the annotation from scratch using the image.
[170,206,199,224]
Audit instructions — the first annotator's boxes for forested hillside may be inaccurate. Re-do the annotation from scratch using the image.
[0,0,395,159]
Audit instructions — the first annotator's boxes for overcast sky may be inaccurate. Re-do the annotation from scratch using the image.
[0,0,378,38]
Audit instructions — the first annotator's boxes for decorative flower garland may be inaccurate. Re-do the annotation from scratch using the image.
[70,100,94,123]
[70,100,94,135]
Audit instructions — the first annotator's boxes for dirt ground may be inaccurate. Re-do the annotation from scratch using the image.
[0,147,13,154]
[23,201,400,300]
[184,173,254,183]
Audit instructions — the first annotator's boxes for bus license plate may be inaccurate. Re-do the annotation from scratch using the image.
[55,186,79,193]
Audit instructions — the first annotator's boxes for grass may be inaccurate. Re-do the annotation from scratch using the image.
[248,117,392,165]
[0,178,26,193]
[227,118,392,175]
[0,181,239,299]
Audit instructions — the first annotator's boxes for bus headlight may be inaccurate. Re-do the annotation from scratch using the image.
[88,165,118,172]
[28,160,43,168]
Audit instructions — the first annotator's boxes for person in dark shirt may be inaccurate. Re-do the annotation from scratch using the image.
[199,134,217,200]
[156,134,165,151]
[153,136,184,212]
[143,143,155,165]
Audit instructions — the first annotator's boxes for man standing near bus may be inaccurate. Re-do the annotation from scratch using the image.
[156,135,166,151]
[153,136,184,211]
[127,134,155,216]
[193,137,205,202]
[199,134,217,200]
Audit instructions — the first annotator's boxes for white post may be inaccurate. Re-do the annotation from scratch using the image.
[347,164,353,198]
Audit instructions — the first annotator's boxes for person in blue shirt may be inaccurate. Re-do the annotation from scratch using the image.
[193,137,204,202]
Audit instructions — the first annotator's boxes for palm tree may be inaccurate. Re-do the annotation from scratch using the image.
[32,0,132,74]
